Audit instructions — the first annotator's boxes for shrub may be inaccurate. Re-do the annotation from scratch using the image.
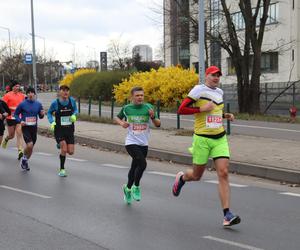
[113,66,199,106]
[59,68,96,88]
[70,70,131,101]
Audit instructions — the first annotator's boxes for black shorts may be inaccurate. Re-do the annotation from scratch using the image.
[22,126,38,145]
[6,119,19,127]
[0,120,5,136]
[54,127,75,145]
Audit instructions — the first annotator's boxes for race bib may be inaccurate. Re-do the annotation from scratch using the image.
[61,116,72,126]
[25,116,37,126]
[206,115,223,128]
[132,123,148,135]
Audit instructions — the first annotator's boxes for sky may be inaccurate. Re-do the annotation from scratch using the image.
[0,0,163,65]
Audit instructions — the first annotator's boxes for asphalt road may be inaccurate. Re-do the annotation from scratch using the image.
[39,92,300,141]
[0,135,300,250]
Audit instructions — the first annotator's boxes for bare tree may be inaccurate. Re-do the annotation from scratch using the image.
[107,38,132,70]
[163,0,279,114]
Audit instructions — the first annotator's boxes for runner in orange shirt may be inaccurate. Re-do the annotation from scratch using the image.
[1,80,26,159]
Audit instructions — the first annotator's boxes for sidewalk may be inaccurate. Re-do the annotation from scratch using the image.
[38,119,300,184]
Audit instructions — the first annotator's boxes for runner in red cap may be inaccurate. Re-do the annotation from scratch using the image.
[172,65,241,227]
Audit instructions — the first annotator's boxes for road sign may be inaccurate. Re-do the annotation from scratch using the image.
[24,53,33,64]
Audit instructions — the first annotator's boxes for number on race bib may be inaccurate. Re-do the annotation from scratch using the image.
[25,117,37,126]
[61,116,72,126]
[206,115,223,128]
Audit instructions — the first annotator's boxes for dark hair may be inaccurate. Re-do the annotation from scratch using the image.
[10,79,20,89]
[26,87,36,95]
[59,85,70,90]
[130,86,144,95]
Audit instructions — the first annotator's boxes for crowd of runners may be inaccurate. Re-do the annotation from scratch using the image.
[0,66,241,227]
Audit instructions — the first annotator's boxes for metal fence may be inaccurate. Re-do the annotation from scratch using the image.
[221,81,300,115]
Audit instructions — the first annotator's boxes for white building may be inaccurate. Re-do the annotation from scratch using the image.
[164,0,300,85]
[132,45,153,62]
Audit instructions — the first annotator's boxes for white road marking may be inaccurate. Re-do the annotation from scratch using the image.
[147,171,176,177]
[280,192,300,198]
[231,124,300,133]
[205,180,248,187]
[68,158,87,162]
[0,185,52,199]
[36,152,53,156]
[203,236,264,250]
[101,163,129,169]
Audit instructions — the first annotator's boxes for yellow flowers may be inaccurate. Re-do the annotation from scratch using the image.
[59,68,96,88]
[113,66,199,106]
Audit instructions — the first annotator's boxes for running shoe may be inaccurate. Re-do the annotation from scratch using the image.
[18,150,23,160]
[20,158,27,170]
[1,138,8,149]
[123,185,132,204]
[172,171,185,197]
[58,169,67,177]
[223,211,241,227]
[132,185,141,201]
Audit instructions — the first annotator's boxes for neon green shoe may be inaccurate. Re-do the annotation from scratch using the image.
[132,185,141,201]
[18,150,23,160]
[123,185,132,204]
[1,138,8,149]
[58,169,67,177]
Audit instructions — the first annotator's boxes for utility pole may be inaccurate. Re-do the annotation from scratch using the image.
[198,0,205,85]
[30,0,37,93]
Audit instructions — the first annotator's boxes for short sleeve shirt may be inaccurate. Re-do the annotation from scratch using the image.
[188,84,225,135]
[117,103,157,146]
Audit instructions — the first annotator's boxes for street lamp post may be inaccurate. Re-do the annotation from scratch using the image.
[0,26,12,57]
[64,41,76,66]
[30,0,38,94]
[198,0,205,85]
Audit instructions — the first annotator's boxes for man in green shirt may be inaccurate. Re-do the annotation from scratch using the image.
[115,87,161,204]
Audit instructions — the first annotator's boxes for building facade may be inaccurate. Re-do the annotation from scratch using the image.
[132,45,153,62]
[164,0,300,85]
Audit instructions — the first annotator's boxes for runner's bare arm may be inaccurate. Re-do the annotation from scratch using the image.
[115,117,130,128]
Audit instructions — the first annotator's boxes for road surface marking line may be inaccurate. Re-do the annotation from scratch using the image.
[68,158,87,162]
[102,164,129,169]
[203,236,264,250]
[280,192,300,197]
[147,171,176,177]
[36,152,53,156]
[205,180,248,187]
[231,124,300,133]
[0,185,52,199]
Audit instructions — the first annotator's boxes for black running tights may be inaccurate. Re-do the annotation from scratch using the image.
[125,144,148,189]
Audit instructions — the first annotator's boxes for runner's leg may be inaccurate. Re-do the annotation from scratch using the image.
[125,145,139,189]
[214,158,230,209]
[15,123,23,152]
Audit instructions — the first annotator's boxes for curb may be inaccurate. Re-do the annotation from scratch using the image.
[38,127,300,184]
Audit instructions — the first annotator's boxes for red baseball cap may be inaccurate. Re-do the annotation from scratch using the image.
[205,66,222,76]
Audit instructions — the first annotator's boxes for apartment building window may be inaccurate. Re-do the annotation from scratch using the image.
[231,2,278,30]
[210,0,220,35]
[261,52,278,73]
[227,52,278,75]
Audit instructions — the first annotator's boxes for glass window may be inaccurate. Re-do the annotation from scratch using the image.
[231,3,278,29]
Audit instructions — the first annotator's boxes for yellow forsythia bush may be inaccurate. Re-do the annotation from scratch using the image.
[113,66,199,107]
[59,68,96,88]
